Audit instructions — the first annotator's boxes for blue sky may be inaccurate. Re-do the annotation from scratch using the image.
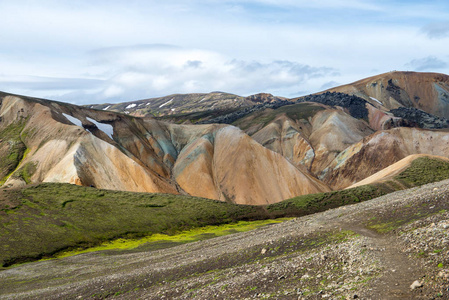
[0,0,448,104]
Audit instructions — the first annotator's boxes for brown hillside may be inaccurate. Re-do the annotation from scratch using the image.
[325,71,449,118]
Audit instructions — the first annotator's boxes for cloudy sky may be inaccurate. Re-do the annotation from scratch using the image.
[1,0,448,104]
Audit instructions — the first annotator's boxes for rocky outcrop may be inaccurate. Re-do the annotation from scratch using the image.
[296,92,369,120]
[390,107,449,129]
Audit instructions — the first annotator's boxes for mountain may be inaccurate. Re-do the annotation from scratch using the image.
[0,92,328,205]
[87,92,287,123]
[2,72,449,298]
[1,71,449,203]
[323,71,449,119]
[231,93,449,189]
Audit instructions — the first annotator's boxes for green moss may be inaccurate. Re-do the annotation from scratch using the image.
[0,121,27,185]
[394,157,449,187]
[56,218,291,258]
[267,184,390,217]
[10,157,36,184]
[0,183,271,267]
[367,221,400,233]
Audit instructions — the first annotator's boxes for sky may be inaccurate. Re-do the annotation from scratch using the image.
[0,0,448,105]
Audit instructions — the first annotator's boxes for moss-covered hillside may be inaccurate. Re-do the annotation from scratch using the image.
[1,157,449,267]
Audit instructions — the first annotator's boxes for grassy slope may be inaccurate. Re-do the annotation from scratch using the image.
[0,184,267,267]
[267,157,449,215]
[1,157,449,267]
[394,157,449,187]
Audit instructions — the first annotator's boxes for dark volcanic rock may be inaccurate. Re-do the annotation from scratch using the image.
[198,99,291,124]
[200,92,370,125]
[390,107,449,129]
[299,92,369,120]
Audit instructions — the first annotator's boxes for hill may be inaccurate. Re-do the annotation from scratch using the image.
[1,155,449,268]
[323,71,449,119]
[1,178,448,299]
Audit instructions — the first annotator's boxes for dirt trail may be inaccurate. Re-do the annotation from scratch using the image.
[348,225,424,299]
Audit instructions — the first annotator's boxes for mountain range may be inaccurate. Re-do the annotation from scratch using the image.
[1,71,449,206]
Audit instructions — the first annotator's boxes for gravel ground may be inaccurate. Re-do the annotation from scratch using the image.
[1,180,449,299]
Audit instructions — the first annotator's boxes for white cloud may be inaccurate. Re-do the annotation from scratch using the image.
[422,22,449,39]
[0,1,449,104]
[405,56,448,71]
[73,45,337,102]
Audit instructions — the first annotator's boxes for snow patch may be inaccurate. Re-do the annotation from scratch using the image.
[103,105,111,110]
[369,97,383,105]
[126,103,137,109]
[62,113,83,128]
[171,108,176,111]
[199,97,206,103]
[159,99,173,108]
[146,102,151,106]
[86,117,114,140]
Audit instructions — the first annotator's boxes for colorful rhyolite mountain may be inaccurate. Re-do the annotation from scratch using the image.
[1,71,449,205]
[324,71,449,118]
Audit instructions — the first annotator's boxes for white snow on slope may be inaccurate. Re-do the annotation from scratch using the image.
[370,97,383,105]
[103,105,111,110]
[126,104,137,109]
[62,113,83,128]
[86,117,114,140]
[159,99,173,108]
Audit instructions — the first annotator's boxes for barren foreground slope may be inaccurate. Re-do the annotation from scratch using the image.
[1,180,448,299]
